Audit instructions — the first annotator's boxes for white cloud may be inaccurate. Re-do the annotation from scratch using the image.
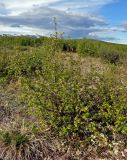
[121,21,127,31]
[0,6,108,37]
[0,0,126,44]
[48,0,114,12]
[0,0,114,15]
[0,24,50,35]
[0,0,60,15]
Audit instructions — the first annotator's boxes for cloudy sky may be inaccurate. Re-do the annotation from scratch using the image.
[0,0,127,44]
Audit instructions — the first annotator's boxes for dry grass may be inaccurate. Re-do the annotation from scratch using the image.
[62,52,111,75]
[0,119,60,160]
[0,138,58,160]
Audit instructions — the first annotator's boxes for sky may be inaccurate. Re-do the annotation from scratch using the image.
[0,0,127,44]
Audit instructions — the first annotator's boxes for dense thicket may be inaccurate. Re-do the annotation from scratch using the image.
[0,35,127,159]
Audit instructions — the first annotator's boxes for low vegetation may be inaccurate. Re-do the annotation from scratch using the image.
[0,35,127,159]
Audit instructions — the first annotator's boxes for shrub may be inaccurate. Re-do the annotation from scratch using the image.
[102,50,120,64]
[61,40,77,52]
[21,49,127,144]
[1,35,127,157]
[8,50,45,77]
[0,53,12,77]
[77,39,98,56]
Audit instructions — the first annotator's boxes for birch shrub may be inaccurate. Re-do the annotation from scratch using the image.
[20,49,127,144]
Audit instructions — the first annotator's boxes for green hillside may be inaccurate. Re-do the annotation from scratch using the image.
[0,35,127,159]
